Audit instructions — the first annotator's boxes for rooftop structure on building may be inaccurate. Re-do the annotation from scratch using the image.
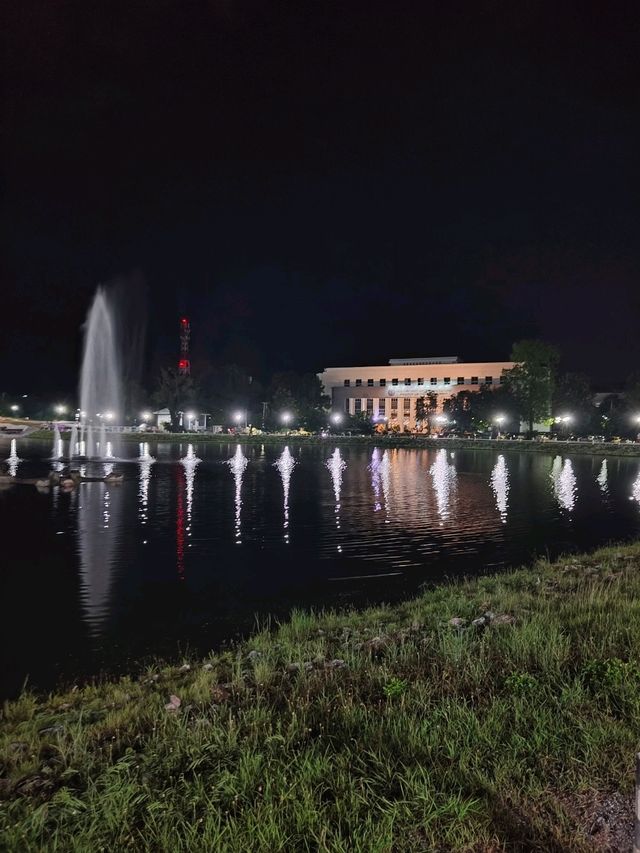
[388,356,459,365]
[319,357,515,428]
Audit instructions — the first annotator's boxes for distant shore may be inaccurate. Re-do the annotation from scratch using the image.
[21,428,640,456]
[2,541,640,850]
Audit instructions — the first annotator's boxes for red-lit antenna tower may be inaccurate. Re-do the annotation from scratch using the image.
[178,316,191,375]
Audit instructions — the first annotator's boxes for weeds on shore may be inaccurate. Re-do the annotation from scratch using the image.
[2,543,640,851]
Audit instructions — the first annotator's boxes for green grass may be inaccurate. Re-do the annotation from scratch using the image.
[3,544,640,850]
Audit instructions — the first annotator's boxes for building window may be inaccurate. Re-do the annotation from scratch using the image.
[392,378,398,386]
[380,378,386,387]
[457,377,465,385]
[344,399,350,413]
[404,378,411,385]
[367,378,374,386]
[403,398,411,411]
[379,398,386,413]
[355,378,362,387]
[430,378,437,385]
[355,399,362,413]
[471,376,478,385]
[485,376,493,385]
[444,377,450,385]
[391,398,398,409]
[366,398,373,413]
[344,379,350,387]
[417,377,424,385]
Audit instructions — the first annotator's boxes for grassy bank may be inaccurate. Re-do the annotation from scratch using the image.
[3,545,640,850]
[23,429,640,456]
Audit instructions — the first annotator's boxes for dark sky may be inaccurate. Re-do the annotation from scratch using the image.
[3,1,640,395]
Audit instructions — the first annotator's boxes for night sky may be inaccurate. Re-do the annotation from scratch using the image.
[4,1,640,395]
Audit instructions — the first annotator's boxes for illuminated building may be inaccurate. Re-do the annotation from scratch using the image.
[318,356,515,429]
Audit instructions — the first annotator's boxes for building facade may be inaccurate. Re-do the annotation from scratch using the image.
[319,356,515,430]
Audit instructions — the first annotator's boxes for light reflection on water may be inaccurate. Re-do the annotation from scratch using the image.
[429,448,457,522]
[227,446,249,543]
[5,439,640,696]
[274,446,296,543]
[490,455,510,522]
[550,455,577,512]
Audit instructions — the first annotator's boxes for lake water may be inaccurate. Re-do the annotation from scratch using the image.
[2,439,640,698]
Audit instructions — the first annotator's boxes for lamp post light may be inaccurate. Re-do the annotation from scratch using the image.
[10,404,19,413]
[185,411,197,432]
[555,414,573,438]
[233,410,247,430]
[54,404,68,416]
[493,414,507,437]
[280,411,292,430]
[330,412,343,428]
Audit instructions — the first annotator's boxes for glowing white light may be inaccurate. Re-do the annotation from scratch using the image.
[10,404,19,412]
[281,412,292,424]
[274,447,296,542]
[55,404,68,415]
[103,411,114,421]
[140,411,152,421]
[490,455,510,522]
[631,469,640,504]
[429,448,456,521]
[493,414,507,424]
[233,411,244,423]
[550,455,577,511]
[227,446,249,542]
[434,415,448,424]
[186,411,196,420]
[330,413,343,424]
[597,459,608,494]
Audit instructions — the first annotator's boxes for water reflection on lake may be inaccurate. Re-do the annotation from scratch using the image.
[3,440,640,697]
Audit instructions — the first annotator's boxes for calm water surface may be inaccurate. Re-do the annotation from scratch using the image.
[2,439,640,697]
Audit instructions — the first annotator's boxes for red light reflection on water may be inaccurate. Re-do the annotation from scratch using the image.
[176,465,185,580]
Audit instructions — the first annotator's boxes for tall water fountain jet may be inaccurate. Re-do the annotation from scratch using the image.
[79,288,122,458]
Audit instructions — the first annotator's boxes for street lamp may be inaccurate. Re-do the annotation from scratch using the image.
[330,412,343,425]
[493,414,507,437]
[281,411,292,425]
[555,414,573,438]
[233,410,247,429]
[185,411,196,431]
[140,410,152,422]
[10,404,19,413]
[54,404,68,416]
[103,411,115,421]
